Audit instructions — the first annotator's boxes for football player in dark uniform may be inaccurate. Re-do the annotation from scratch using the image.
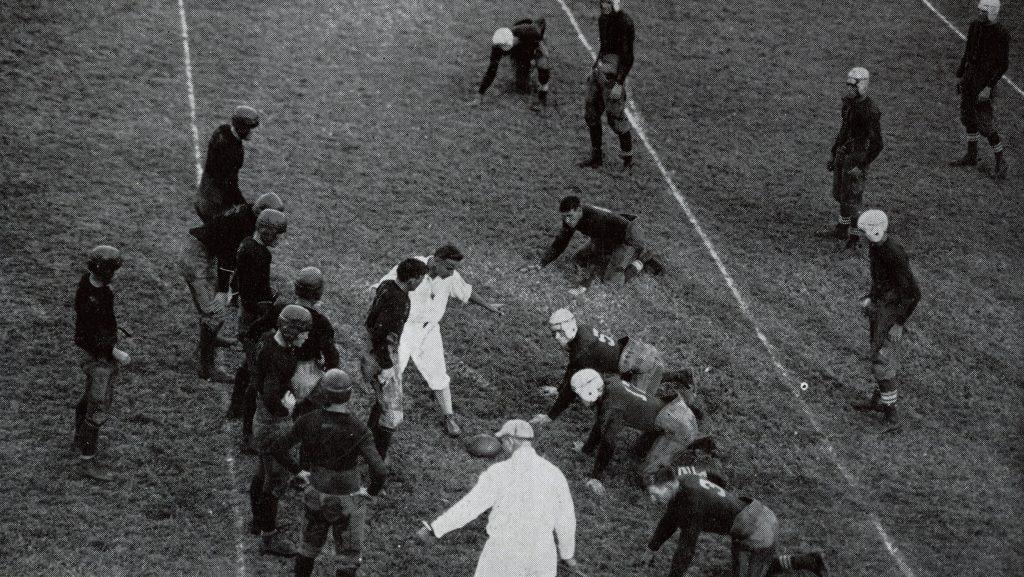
[194,105,259,223]
[475,18,550,106]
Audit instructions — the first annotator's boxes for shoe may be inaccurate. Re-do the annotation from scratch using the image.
[78,459,113,482]
[620,154,633,172]
[577,152,602,169]
[810,552,829,577]
[881,405,901,432]
[259,531,297,557]
[443,416,462,437]
[644,256,665,276]
[992,157,1008,180]
[948,152,977,167]
[568,287,587,297]
[850,390,882,413]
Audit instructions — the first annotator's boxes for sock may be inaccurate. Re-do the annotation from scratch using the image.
[80,421,100,457]
[295,555,315,577]
[75,395,88,438]
[588,124,603,153]
[249,475,264,531]
[373,426,394,458]
[619,131,633,156]
[434,388,454,416]
[263,495,279,533]
[967,134,979,158]
[242,385,257,438]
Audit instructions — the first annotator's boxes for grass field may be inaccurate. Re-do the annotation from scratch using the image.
[2,0,1022,576]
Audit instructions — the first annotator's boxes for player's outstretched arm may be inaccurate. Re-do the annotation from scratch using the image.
[469,291,504,315]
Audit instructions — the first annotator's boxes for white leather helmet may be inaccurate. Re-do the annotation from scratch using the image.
[571,369,605,403]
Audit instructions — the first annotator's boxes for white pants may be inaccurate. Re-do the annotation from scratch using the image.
[474,533,558,577]
[397,321,450,391]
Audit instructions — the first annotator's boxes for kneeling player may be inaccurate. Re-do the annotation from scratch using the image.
[645,467,827,577]
[569,369,709,496]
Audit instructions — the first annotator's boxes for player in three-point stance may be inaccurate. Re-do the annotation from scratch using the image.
[475,17,551,107]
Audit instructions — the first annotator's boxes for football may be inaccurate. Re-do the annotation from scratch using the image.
[465,434,502,458]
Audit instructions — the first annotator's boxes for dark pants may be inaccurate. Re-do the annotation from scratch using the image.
[75,355,119,457]
[959,80,1001,147]
[298,486,367,571]
[831,151,866,223]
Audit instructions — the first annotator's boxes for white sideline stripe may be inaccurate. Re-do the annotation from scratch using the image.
[174,1,248,575]
[918,0,1024,98]
[553,2,917,576]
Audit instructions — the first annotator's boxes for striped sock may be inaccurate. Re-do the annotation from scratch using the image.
[778,554,793,570]
[838,215,851,226]
[880,390,898,406]
[993,142,1004,153]
[967,132,980,143]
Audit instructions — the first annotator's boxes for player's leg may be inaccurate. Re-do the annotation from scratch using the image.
[768,551,828,576]
[580,72,605,168]
[78,357,118,481]
[603,242,639,284]
[839,162,864,250]
[332,495,366,577]
[413,324,461,436]
[817,152,848,240]
[535,47,551,105]
[295,501,329,577]
[951,82,981,166]
[605,82,633,171]
[258,454,297,556]
[977,92,1007,178]
[513,56,531,93]
[619,338,664,394]
[873,313,903,430]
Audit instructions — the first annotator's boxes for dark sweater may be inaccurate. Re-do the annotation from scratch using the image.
[73,273,118,359]
[958,21,1010,89]
[868,237,921,324]
[235,236,273,314]
[831,96,884,169]
[365,280,411,369]
[542,206,632,265]
[597,10,635,83]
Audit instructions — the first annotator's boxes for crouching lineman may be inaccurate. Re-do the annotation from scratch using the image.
[474,18,550,107]
[73,245,130,482]
[852,210,921,430]
[249,304,312,557]
[949,0,1010,179]
[532,308,690,427]
[579,0,636,171]
[818,67,882,250]
[644,467,828,577]
[362,258,429,459]
[272,369,388,577]
[568,369,710,497]
[528,194,664,290]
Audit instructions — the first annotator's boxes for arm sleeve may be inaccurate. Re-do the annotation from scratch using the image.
[431,469,498,538]
[831,109,848,156]
[615,16,635,84]
[590,412,622,480]
[581,399,605,454]
[479,45,503,95]
[448,271,473,304]
[235,243,254,306]
[321,322,341,369]
[668,527,701,576]
[957,27,970,78]
[258,352,291,418]
[369,290,406,369]
[894,255,922,324]
[360,434,388,495]
[552,472,577,560]
[541,226,575,266]
[270,422,303,474]
[991,30,1010,88]
[862,108,884,168]
[647,506,680,551]
[546,366,577,419]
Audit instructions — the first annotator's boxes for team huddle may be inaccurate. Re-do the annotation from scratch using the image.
[69,1,1011,576]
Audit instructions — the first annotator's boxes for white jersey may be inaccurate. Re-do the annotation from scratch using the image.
[377,255,472,325]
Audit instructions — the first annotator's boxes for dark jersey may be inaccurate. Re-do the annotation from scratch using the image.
[247,301,340,368]
[547,323,626,419]
[235,236,273,314]
[199,124,245,207]
[868,236,921,324]
[597,10,635,83]
[365,280,411,369]
[832,96,883,169]
[204,204,258,289]
[252,332,299,418]
[73,273,118,359]
[271,409,388,495]
[542,205,633,266]
[582,378,665,480]
[480,20,545,95]
[958,21,1010,88]
[647,476,747,574]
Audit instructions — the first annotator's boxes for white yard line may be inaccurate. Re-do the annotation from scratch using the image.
[174,1,248,575]
[553,2,917,576]
[917,0,1023,97]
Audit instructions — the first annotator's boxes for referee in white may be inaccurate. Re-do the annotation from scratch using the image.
[374,244,503,436]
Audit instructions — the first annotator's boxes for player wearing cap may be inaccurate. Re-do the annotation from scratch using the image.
[234,208,288,450]
[529,195,664,289]
[362,258,429,458]
[195,105,260,223]
[852,210,921,429]
[532,308,681,426]
[373,245,503,438]
[248,304,312,557]
[579,0,635,171]
[950,0,1010,179]
[818,67,883,250]
[73,245,130,482]
[644,466,828,577]
[566,369,707,496]
[271,369,388,577]
[474,18,550,106]
[416,420,579,577]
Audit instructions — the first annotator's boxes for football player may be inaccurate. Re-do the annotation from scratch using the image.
[474,18,550,106]
[194,105,259,223]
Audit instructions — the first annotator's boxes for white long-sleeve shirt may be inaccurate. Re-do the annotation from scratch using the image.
[376,256,472,325]
[431,445,576,560]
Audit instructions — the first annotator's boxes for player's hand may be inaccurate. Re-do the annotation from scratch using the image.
[530,413,552,427]
[539,385,559,398]
[585,478,606,496]
[488,303,505,315]
[113,348,131,365]
[888,324,904,341]
[642,549,658,567]
[978,86,992,101]
[572,441,586,454]
[282,391,297,413]
[520,263,543,273]
[293,470,311,489]
[610,83,624,100]
[470,94,482,107]
[416,523,437,545]
[847,166,863,179]
[379,367,396,384]
[568,287,587,297]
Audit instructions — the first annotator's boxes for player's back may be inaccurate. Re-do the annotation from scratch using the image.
[674,475,746,536]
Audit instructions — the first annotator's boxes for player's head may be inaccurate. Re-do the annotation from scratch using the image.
[278,304,312,347]
[492,27,514,51]
[548,308,578,349]
[846,67,869,98]
[231,105,259,140]
[431,244,464,278]
[856,209,888,243]
[253,192,284,215]
[495,419,534,455]
[256,208,287,247]
[397,258,430,291]
[601,0,620,15]
[977,0,999,22]
[87,245,123,284]
[570,369,605,405]
[645,465,681,505]
[316,369,353,406]
[559,195,583,228]
[294,266,324,302]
